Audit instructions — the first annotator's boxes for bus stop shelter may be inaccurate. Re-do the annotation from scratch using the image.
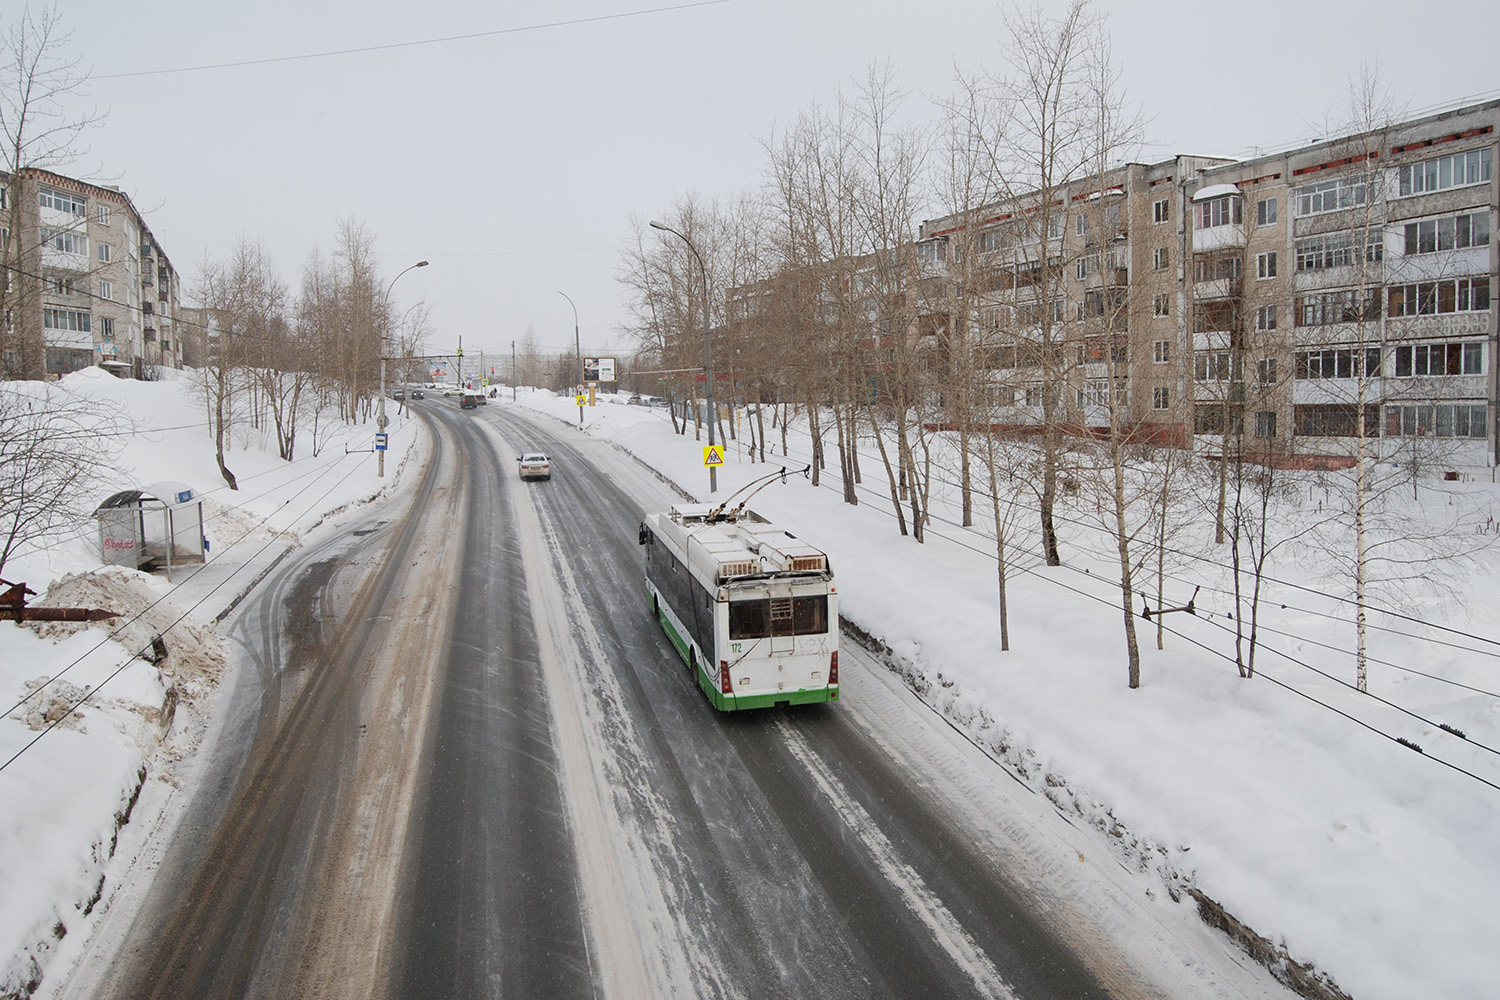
[94,480,206,580]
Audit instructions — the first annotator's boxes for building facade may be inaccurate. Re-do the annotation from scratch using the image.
[1,168,182,380]
[914,99,1499,467]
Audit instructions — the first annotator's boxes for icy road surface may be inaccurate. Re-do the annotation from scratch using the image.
[51,397,1294,999]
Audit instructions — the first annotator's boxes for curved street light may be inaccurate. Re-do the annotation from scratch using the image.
[648,220,716,494]
[557,290,582,430]
[378,260,429,477]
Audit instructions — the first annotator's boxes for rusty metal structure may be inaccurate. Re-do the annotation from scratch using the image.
[0,579,119,623]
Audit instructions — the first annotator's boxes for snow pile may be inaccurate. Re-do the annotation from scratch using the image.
[1,367,417,999]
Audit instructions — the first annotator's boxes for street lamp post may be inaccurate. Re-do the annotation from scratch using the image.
[378,260,429,477]
[557,290,582,430]
[648,220,716,494]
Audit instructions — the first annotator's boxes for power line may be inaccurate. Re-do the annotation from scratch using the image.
[743,426,1500,791]
[94,2,731,80]
[0,447,365,755]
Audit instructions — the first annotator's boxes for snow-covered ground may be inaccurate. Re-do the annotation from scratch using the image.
[4,371,1498,1000]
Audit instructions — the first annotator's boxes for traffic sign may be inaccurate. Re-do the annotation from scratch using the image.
[575,394,587,406]
[703,445,724,467]
[377,414,390,429]
[375,433,388,451]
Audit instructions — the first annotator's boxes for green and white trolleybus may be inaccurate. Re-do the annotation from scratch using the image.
[639,502,838,710]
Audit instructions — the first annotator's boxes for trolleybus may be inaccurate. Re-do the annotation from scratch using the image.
[639,501,838,710]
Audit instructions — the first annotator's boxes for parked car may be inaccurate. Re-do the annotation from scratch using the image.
[391,387,405,400]
[517,452,551,481]
[627,394,644,405]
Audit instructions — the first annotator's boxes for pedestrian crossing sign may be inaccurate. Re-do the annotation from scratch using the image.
[703,445,724,467]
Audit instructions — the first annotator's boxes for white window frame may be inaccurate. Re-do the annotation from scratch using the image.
[1153,198,1170,224]
[1257,252,1278,279]
[1153,386,1170,410]
[1153,339,1170,364]
[1256,198,1278,226]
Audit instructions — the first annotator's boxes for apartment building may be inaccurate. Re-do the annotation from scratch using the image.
[1,168,182,380]
[914,98,1499,467]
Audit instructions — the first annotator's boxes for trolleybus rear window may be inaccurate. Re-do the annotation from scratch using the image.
[729,595,828,639]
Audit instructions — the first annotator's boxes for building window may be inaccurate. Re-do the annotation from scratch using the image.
[1256,198,1278,226]
[1076,212,1089,236]
[1295,231,1383,271]
[1195,350,1238,382]
[1153,294,1170,317]
[1195,196,1242,230]
[100,317,114,338]
[1153,198,1170,224]
[1076,257,1090,280]
[45,347,94,374]
[98,279,113,301]
[98,242,112,263]
[41,228,87,256]
[1384,404,1486,438]
[1294,348,1381,380]
[1080,335,1129,363]
[1193,254,1241,281]
[1257,252,1278,279]
[1387,277,1491,316]
[1295,404,1378,437]
[1153,386,1170,410]
[1153,339,1170,364]
[1048,214,1065,240]
[1402,212,1490,256]
[1296,289,1381,326]
[1257,358,1278,385]
[1194,300,1237,333]
[1296,175,1371,217]
[1255,411,1277,438]
[1256,305,1278,332]
[1392,342,1482,377]
[96,204,111,225]
[42,308,91,332]
[979,230,1003,253]
[38,186,86,216]
[1194,405,1243,435]
[1398,148,1491,197]
[1153,246,1169,271]
[1080,378,1128,407]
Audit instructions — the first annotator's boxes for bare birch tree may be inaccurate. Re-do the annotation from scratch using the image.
[0,3,101,379]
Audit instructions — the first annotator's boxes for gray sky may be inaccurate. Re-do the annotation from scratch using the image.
[55,0,1500,361]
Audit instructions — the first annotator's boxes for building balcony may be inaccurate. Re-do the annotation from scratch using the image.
[1192,223,1246,252]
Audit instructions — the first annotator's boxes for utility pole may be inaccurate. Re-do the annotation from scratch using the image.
[558,290,582,430]
[649,221,716,493]
[378,260,429,477]
[512,340,517,401]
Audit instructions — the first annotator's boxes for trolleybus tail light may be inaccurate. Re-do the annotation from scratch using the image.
[829,651,839,685]
[720,660,732,694]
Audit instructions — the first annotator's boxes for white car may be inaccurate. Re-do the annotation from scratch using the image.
[517,452,551,481]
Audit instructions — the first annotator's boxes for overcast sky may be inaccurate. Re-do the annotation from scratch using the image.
[52,0,1500,362]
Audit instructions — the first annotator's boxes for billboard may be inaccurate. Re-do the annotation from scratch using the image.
[582,356,617,383]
